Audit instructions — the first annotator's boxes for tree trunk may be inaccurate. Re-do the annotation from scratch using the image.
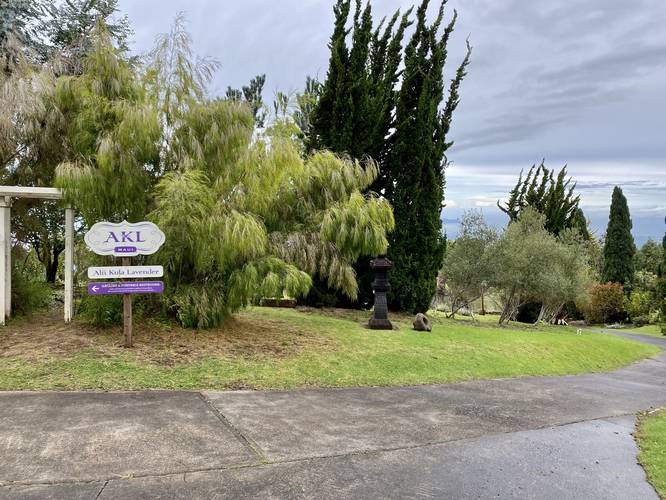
[45,255,58,283]
[45,248,63,283]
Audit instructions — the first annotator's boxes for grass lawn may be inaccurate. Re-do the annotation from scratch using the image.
[622,324,665,338]
[637,409,666,499]
[0,307,659,391]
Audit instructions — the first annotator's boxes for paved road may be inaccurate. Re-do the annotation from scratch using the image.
[0,331,664,499]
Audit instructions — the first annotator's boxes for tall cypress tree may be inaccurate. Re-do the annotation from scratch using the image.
[658,221,666,334]
[386,0,470,312]
[305,0,469,311]
[304,0,412,307]
[602,186,635,286]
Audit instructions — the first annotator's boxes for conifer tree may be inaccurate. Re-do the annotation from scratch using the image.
[305,0,413,307]
[658,220,666,333]
[225,74,267,127]
[602,186,635,286]
[306,0,469,311]
[499,163,582,236]
[385,1,471,312]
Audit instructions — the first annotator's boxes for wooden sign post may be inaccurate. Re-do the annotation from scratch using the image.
[122,256,132,347]
[84,221,166,348]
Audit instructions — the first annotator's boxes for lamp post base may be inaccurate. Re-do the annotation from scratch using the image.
[368,318,393,330]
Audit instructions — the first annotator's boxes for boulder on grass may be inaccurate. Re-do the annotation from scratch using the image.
[413,313,432,332]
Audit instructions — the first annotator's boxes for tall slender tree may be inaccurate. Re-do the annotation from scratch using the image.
[386,1,470,312]
[602,186,635,286]
[305,0,469,311]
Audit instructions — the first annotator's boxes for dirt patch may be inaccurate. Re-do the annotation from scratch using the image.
[1,309,336,365]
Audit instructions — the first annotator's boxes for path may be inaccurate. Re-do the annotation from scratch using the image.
[0,331,664,499]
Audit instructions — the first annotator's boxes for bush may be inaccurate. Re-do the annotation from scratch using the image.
[584,282,626,324]
[625,290,656,322]
[632,316,649,327]
[78,295,124,326]
[11,266,53,316]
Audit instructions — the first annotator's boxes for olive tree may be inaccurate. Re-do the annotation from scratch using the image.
[492,208,590,324]
[440,211,497,318]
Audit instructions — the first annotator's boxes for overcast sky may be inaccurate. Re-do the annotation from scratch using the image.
[118,0,666,244]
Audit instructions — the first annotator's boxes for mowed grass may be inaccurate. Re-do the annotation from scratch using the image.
[623,324,665,338]
[0,307,659,391]
[637,409,666,498]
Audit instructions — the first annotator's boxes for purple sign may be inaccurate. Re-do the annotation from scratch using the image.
[114,246,137,254]
[88,281,164,296]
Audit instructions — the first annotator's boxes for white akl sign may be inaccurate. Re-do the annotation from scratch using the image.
[84,220,165,257]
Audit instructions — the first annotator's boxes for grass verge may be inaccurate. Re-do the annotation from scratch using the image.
[622,324,665,338]
[0,307,660,391]
[637,409,666,498]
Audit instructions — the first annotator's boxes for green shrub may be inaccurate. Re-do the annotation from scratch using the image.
[79,293,149,327]
[625,290,656,322]
[11,266,53,317]
[584,282,626,324]
[78,295,124,326]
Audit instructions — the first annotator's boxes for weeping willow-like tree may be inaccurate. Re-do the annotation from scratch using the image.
[147,18,393,327]
[56,18,394,328]
[54,24,160,225]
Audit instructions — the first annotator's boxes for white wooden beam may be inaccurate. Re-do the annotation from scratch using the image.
[0,196,11,325]
[0,186,63,200]
[64,208,74,323]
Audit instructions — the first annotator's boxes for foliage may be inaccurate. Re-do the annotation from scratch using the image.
[55,24,161,226]
[602,186,635,286]
[635,239,663,276]
[10,251,53,316]
[625,290,656,322]
[143,19,394,328]
[658,231,666,333]
[498,162,584,237]
[0,0,46,59]
[440,210,497,317]
[2,2,133,285]
[78,294,123,326]
[225,74,267,128]
[492,208,590,324]
[306,0,470,311]
[386,1,471,313]
[583,282,626,324]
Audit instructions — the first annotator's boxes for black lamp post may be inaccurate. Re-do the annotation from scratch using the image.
[369,257,393,330]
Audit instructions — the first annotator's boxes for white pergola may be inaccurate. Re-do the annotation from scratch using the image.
[0,186,74,326]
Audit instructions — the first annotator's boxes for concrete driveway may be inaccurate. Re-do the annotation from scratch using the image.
[1,331,664,499]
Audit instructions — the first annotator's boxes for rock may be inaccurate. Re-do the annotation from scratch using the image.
[413,313,432,332]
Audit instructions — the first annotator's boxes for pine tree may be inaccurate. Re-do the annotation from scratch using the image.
[499,162,582,236]
[386,0,471,313]
[602,186,635,286]
[225,74,267,127]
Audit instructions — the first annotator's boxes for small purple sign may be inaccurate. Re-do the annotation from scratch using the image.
[114,246,137,254]
[88,281,164,296]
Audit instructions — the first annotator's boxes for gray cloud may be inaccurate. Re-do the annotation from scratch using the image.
[117,0,665,243]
